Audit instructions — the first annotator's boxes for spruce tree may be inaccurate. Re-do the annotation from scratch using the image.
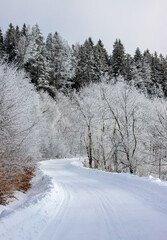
[134,47,142,63]
[160,55,167,97]
[94,39,109,80]
[131,48,146,93]
[124,54,133,82]
[151,52,163,86]
[15,25,21,43]
[46,32,75,92]
[131,48,160,97]
[4,23,17,62]
[84,38,97,83]
[21,23,29,37]
[45,33,55,84]
[143,49,152,64]
[0,28,4,57]
[15,24,30,68]
[72,43,84,89]
[142,57,156,96]
[75,38,97,88]
[111,39,126,81]
[143,49,163,97]
[24,24,50,92]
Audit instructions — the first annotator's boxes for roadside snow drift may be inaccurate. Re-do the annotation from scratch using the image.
[1,158,167,240]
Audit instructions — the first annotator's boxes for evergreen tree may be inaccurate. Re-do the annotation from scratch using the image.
[45,33,55,84]
[151,52,163,86]
[15,25,21,43]
[74,38,97,88]
[142,57,157,96]
[124,54,133,82]
[132,48,143,81]
[111,39,126,81]
[0,28,4,58]
[94,39,109,79]
[15,24,30,68]
[160,55,167,97]
[46,32,75,93]
[21,23,29,37]
[131,48,146,93]
[24,24,50,93]
[72,43,84,89]
[83,37,96,83]
[143,49,152,64]
[14,25,21,63]
[134,47,142,63]
[4,23,17,62]
[144,50,163,97]
[131,48,161,97]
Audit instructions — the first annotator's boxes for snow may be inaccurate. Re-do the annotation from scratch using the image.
[1,158,167,240]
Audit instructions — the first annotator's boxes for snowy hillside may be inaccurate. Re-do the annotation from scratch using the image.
[1,158,167,240]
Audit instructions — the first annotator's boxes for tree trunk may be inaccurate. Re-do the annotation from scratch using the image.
[88,124,93,168]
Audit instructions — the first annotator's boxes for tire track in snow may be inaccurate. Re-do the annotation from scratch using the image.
[94,188,138,240]
[37,182,71,240]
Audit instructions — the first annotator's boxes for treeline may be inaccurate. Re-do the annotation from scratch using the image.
[1,23,167,97]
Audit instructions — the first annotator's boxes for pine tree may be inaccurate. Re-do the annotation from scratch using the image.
[142,57,156,96]
[124,54,133,83]
[15,24,30,68]
[21,23,29,37]
[134,47,142,63]
[72,43,84,89]
[74,38,97,88]
[46,32,75,92]
[131,48,146,93]
[151,52,163,86]
[84,38,97,83]
[45,33,55,84]
[24,24,50,93]
[143,49,164,97]
[143,49,152,64]
[15,25,21,43]
[160,55,167,97]
[0,28,4,57]
[4,23,17,62]
[14,25,21,63]
[94,39,109,79]
[131,48,161,97]
[111,39,126,81]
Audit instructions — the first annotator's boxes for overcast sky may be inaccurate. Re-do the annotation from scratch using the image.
[1,0,167,55]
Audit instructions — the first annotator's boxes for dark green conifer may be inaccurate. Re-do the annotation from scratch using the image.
[4,23,16,62]
[94,39,109,79]
[0,28,4,57]
[112,39,126,81]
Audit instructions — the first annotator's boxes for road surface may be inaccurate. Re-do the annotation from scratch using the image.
[1,158,167,240]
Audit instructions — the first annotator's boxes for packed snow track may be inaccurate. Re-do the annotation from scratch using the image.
[1,158,167,240]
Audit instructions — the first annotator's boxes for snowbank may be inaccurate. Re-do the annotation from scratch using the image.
[0,164,52,218]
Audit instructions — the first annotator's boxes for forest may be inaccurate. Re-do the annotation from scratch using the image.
[1,23,167,204]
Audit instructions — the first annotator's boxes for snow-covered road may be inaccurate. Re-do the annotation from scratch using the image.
[1,158,167,240]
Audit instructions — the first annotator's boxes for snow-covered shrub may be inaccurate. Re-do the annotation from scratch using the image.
[0,62,41,204]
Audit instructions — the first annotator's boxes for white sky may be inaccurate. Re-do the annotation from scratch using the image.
[1,0,167,56]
